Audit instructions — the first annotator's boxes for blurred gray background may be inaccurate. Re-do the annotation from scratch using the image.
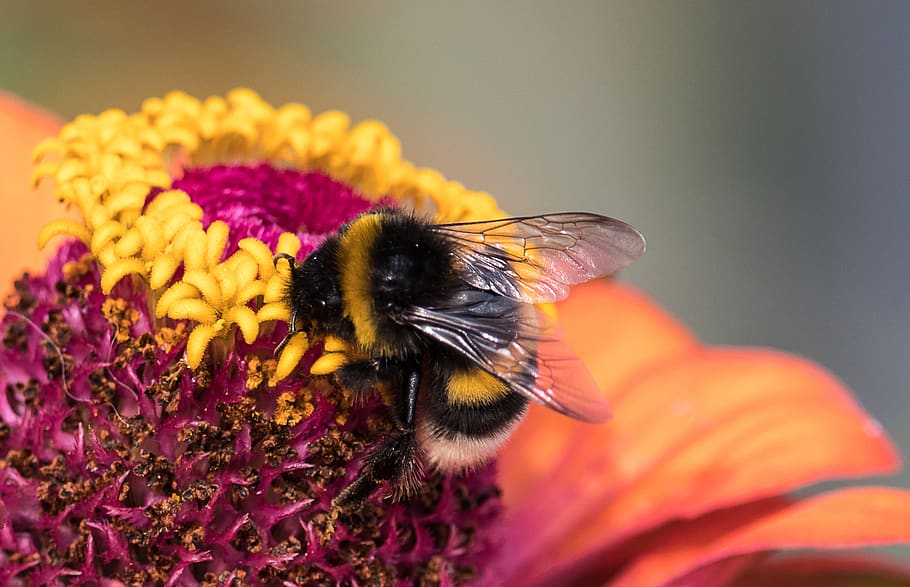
[2,1,908,493]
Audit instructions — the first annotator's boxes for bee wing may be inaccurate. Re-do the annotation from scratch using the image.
[403,300,610,423]
[433,212,645,303]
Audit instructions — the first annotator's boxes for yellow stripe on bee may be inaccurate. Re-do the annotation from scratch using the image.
[323,336,348,353]
[447,368,510,406]
[338,213,384,353]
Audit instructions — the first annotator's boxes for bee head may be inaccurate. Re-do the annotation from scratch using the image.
[289,238,346,333]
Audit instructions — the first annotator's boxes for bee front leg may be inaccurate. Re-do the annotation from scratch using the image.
[334,358,423,506]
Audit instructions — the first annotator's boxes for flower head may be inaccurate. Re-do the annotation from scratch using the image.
[2,90,910,586]
[3,90,504,584]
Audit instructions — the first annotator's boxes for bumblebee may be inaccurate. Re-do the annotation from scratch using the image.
[275,208,645,504]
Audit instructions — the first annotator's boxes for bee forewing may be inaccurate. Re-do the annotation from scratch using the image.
[403,302,611,423]
[530,314,612,423]
[435,212,645,304]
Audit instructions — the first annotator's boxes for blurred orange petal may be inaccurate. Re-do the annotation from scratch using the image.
[611,487,910,586]
[504,349,899,583]
[0,92,62,288]
[731,555,910,587]
[500,280,697,507]
[668,554,764,587]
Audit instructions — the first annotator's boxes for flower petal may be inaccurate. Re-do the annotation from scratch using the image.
[499,280,697,507]
[0,92,62,286]
[731,554,910,587]
[612,487,910,587]
[504,348,899,584]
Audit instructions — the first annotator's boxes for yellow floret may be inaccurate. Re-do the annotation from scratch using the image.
[274,333,310,382]
[186,323,218,369]
[35,88,505,374]
[310,352,349,376]
[37,220,91,249]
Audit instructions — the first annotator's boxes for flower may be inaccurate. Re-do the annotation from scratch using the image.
[1,90,910,586]
[3,89,502,585]
[500,281,910,585]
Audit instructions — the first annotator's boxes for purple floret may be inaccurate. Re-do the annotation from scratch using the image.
[171,164,391,257]
[0,165,502,585]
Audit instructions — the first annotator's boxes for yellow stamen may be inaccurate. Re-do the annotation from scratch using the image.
[256,302,290,323]
[155,282,199,318]
[311,352,349,376]
[35,89,505,374]
[167,298,218,324]
[183,270,223,308]
[37,220,91,249]
[149,255,180,290]
[100,258,147,294]
[263,276,288,304]
[186,324,218,369]
[238,238,277,278]
[274,333,310,382]
[225,306,259,344]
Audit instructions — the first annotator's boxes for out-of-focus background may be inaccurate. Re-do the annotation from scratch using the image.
[2,1,908,492]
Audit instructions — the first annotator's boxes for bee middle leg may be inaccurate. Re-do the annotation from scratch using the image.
[332,359,384,401]
[334,358,423,506]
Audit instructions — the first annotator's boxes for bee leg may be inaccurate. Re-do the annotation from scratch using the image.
[332,359,383,401]
[334,361,423,507]
[383,362,423,500]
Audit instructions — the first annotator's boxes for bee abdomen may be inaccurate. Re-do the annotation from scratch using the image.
[418,366,529,471]
[418,422,523,472]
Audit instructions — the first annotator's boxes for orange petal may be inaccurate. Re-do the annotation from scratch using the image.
[499,280,697,507]
[555,280,698,395]
[503,349,899,584]
[731,554,910,587]
[668,554,764,587]
[610,487,910,587]
[533,499,786,587]
[0,92,62,288]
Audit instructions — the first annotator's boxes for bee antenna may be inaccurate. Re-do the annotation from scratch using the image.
[274,308,299,357]
[274,333,293,357]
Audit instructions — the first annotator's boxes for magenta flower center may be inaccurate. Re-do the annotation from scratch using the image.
[0,164,503,585]
[170,164,388,255]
